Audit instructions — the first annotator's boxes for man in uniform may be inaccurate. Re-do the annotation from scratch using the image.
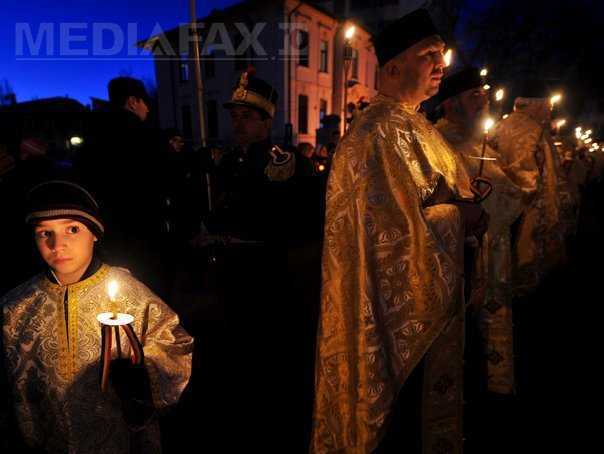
[311,9,488,454]
[436,68,527,395]
[204,72,319,451]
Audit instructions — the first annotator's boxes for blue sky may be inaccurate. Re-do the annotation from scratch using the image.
[0,0,239,105]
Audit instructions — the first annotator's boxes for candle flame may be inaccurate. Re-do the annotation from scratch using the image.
[107,280,119,302]
[576,130,583,139]
[318,164,326,172]
[345,25,356,40]
[584,138,593,144]
[586,129,593,136]
[480,68,488,77]
[495,88,504,101]
[502,114,509,119]
[483,84,491,91]
[483,117,495,133]
[444,49,453,67]
[556,119,567,129]
[550,93,562,106]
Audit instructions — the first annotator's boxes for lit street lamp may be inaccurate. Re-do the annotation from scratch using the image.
[342,24,356,132]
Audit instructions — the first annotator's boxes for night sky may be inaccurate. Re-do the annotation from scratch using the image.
[0,0,238,106]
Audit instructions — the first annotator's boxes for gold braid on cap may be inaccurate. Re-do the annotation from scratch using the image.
[231,71,276,118]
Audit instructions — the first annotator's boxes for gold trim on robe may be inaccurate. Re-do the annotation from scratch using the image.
[1,264,193,454]
[311,95,467,453]
[490,111,565,296]
[437,118,526,394]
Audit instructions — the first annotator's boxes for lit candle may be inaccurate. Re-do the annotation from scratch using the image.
[480,68,488,77]
[495,88,505,102]
[478,117,495,177]
[444,49,453,67]
[550,93,562,109]
[107,280,118,320]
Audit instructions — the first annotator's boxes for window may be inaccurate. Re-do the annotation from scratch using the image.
[179,54,190,83]
[298,95,308,134]
[181,105,192,139]
[319,99,327,126]
[298,30,309,67]
[351,48,359,80]
[319,40,329,73]
[206,100,219,138]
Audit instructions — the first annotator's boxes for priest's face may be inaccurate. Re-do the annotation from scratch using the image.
[34,219,97,285]
[458,87,490,126]
[396,35,446,105]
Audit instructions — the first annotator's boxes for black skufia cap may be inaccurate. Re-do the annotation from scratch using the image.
[438,67,484,104]
[224,71,279,118]
[517,79,550,99]
[372,9,440,67]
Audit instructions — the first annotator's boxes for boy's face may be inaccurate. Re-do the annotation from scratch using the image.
[34,219,97,284]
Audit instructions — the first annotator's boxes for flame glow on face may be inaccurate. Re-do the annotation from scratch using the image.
[107,280,119,302]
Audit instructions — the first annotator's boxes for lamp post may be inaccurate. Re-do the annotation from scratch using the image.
[342,25,355,132]
[189,0,213,213]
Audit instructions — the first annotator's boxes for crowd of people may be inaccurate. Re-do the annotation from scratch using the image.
[0,6,603,454]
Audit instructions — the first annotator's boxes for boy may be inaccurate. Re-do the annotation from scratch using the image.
[0,180,193,453]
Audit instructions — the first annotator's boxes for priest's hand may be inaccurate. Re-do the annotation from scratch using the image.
[452,201,489,239]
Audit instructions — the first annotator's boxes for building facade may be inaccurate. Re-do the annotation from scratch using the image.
[141,0,377,147]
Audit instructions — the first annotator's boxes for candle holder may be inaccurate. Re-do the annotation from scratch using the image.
[97,312,144,393]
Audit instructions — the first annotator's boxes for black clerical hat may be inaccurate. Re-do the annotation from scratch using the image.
[372,9,440,67]
[224,71,279,118]
[438,67,484,104]
[517,79,550,99]
[108,77,151,107]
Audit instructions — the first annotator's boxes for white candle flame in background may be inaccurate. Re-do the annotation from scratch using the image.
[502,114,509,119]
[480,68,488,77]
[483,117,495,134]
[483,84,491,91]
[550,93,562,107]
[495,88,505,102]
[444,49,453,67]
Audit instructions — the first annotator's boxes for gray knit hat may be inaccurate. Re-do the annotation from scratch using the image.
[25,180,105,238]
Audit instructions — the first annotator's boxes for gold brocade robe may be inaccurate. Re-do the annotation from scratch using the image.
[490,111,564,296]
[436,118,526,394]
[0,264,193,454]
[311,95,470,454]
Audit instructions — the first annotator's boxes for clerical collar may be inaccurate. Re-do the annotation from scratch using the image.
[45,255,103,286]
